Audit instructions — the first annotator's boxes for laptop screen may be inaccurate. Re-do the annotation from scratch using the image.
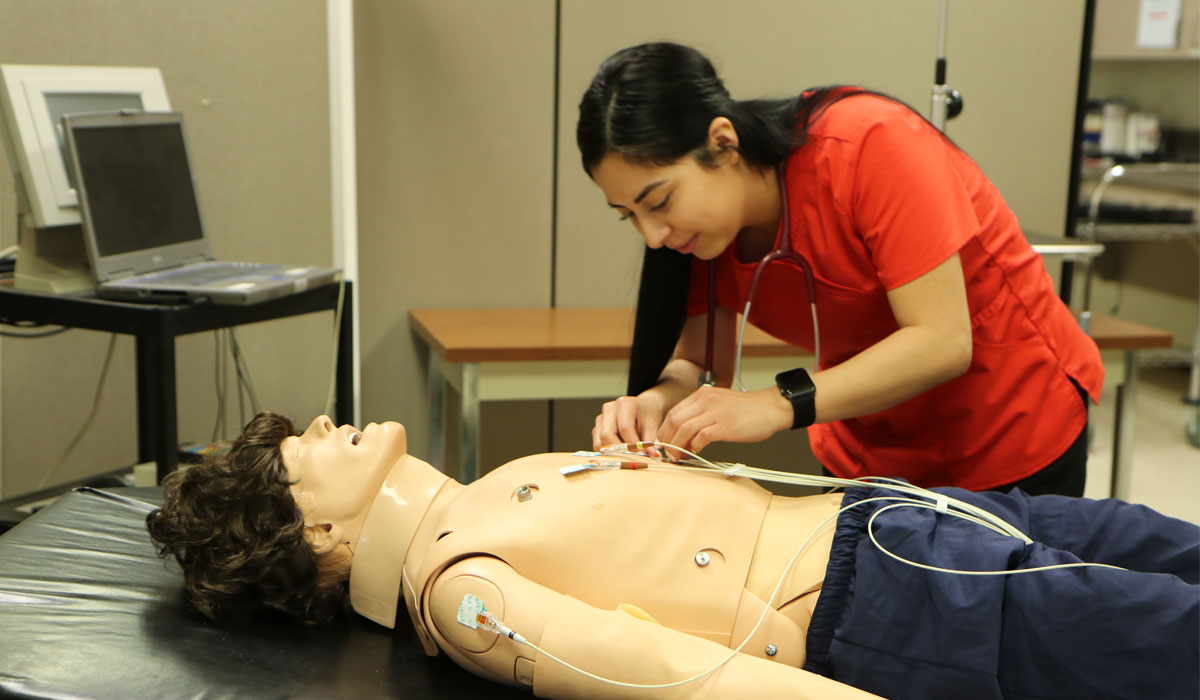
[69,121,204,257]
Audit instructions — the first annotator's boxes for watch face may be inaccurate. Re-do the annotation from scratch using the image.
[778,367,814,397]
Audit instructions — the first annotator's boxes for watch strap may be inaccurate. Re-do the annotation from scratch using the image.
[775,367,816,430]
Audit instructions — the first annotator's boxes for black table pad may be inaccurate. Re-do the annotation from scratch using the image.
[0,487,530,699]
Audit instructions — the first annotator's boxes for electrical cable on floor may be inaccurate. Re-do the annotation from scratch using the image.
[40,333,119,490]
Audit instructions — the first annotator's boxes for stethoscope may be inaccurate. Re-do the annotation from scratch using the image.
[701,163,821,390]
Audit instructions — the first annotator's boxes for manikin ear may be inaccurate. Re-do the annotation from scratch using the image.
[706,116,741,161]
[303,521,347,555]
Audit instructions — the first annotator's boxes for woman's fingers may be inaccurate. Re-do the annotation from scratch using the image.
[659,387,791,458]
[592,395,662,454]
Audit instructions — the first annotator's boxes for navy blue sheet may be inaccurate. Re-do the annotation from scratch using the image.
[805,485,1200,700]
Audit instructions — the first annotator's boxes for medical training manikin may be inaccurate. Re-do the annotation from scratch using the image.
[282,420,1197,700]
[345,443,873,698]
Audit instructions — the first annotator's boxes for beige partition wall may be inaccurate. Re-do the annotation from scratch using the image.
[0,1,333,497]
[354,0,557,472]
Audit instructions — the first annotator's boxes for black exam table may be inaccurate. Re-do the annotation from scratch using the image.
[0,487,530,699]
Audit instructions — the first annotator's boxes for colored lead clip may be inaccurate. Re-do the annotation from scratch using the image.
[562,460,650,476]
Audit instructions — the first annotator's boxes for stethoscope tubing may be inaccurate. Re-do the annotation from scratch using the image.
[705,163,821,389]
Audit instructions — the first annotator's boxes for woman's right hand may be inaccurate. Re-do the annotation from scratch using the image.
[592,392,667,455]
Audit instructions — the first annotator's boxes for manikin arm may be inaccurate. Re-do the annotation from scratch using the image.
[425,556,880,700]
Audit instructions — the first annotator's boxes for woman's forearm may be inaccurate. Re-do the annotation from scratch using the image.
[644,358,705,414]
[812,323,971,424]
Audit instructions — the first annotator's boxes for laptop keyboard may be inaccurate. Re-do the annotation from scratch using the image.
[138,262,273,285]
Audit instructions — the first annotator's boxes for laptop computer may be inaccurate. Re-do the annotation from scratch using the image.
[61,109,340,305]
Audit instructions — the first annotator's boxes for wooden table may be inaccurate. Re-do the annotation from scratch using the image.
[410,307,1171,498]
[1082,312,1174,499]
[408,308,807,482]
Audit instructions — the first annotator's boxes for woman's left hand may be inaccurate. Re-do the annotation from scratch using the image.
[656,386,793,458]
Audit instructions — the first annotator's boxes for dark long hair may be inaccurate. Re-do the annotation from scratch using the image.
[576,42,873,394]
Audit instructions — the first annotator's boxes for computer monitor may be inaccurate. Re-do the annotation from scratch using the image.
[0,64,170,292]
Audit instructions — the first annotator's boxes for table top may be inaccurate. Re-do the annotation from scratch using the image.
[1080,310,1174,350]
[409,307,1173,362]
[1023,231,1106,259]
[410,307,808,362]
[0,281,349,336]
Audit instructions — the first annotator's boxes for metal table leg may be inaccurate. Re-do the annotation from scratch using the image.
[335,291,355,426]
[460,362,480,483]
[1111,349,1138,500]
[428,353,446,473]
[136,332,178,483]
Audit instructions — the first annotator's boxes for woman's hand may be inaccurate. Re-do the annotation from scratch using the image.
[656,386,793,458]
[592,392,669,455]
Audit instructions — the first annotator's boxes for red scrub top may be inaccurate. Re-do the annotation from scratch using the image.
[687,93,1103,490]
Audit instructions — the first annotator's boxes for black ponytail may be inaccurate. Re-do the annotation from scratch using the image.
[626,246,692,395]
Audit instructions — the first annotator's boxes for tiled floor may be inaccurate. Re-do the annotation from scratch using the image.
[1084,354,1199,525]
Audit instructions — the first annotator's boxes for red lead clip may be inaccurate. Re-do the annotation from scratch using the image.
[587,459,648,470]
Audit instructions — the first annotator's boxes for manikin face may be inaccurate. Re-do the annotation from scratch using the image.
[590,150,752,261]
[281,415,408,534]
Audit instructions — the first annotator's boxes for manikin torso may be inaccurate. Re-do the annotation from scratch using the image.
[348,452,851,697]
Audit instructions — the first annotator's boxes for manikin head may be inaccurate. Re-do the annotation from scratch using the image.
[146,412,408,623]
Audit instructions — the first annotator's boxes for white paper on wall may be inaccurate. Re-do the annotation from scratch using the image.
[1136,0,1183,49]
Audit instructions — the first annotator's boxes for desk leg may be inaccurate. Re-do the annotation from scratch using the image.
[429,353,446,473]
[1110,349,1138,501]
[136,333,178,483]
[335,287,355,426]
[460,362,480,483]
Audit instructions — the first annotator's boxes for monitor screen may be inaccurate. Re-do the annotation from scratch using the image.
[70,120,204,257]
[43,92,144,190]
[0,65,170,228]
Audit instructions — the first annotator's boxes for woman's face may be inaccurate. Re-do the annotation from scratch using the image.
[281,415,408,528]
[590,152,750,261]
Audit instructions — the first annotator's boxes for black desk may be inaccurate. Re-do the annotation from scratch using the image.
[0,281,354,481]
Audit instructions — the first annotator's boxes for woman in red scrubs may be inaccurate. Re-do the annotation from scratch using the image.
[579,42,1103,495]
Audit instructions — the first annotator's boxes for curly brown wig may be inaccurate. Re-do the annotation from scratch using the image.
[146,412,349,624]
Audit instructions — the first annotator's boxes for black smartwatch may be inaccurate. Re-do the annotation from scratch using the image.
[775,367,816,430]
